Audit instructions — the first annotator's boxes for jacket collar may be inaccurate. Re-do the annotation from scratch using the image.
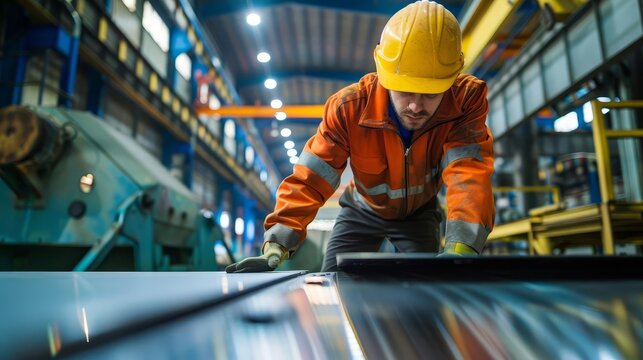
[358,78,391,128]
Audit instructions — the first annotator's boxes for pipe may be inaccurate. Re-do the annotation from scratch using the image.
[58,0,81,108]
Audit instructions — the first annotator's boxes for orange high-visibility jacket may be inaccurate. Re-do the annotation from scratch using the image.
[265,73,495,254]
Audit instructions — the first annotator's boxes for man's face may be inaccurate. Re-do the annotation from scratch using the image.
[389,90,445,131]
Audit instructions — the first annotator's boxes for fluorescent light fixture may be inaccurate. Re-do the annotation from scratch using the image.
[209,94,221,110]
[280,128,291,137]
[284,140,295,149]
[257,52,271,63]
[220,211,230,229]
[289,156,299,164]
[245,146,254,164]
[224,119,236,138]
[246,13,261,26]
[287,148,297,157]
[264,78,277,89]
[199,84,208,104]
[270,99,283,109]
[275,112,287,121]
[554,111,579,132]
[235,217,244,236]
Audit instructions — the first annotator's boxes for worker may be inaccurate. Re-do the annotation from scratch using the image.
[226,0,494,273]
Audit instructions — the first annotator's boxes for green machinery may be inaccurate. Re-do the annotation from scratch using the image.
[0,105,226,270]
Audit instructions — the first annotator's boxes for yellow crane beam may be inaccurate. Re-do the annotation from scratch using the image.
[461,0,525,73]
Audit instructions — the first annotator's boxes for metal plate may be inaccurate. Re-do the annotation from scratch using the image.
[62,272,361,360]
[337,273,643,359]
[337,253,643,280]
[4,257,643,359]
[0,271,302,359]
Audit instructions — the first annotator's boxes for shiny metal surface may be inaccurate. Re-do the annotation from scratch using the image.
[4,257,643,359]
[65,272,362,360]
[0,271,301,359]
[338,274,643,359]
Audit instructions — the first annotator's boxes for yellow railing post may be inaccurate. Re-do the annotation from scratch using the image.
[591,100,616,254]
[591,100,615,203]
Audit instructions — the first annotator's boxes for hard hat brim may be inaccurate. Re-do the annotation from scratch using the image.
[375,58,459,94]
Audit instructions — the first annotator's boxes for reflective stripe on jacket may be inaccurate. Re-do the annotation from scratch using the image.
[264,73,495,253]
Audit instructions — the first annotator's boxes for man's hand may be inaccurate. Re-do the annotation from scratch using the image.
[438,242,478,257]
[225,242,288,273]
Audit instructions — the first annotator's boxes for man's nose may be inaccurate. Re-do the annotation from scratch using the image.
[408,96,423,112]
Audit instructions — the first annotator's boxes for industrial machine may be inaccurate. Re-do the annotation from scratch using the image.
[0,105,227,271]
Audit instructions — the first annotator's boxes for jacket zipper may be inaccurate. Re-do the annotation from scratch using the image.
[403,146,410,217]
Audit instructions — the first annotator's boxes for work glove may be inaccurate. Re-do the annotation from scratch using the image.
[225,242,288,273]
[438,242,478,257]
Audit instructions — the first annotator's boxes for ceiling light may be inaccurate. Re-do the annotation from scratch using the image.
[270,128,279,137]
[270,99,282,109]
[289,156,299,164]
[246,13,261,26]
[235,217,244,236]
[284,140,295,149]
[257,52,271,63]
[264,78,277,89]
[219,211,230,229]
[280,128,291,137]
[275,112,287,121]
[553,111,579,132]
[208,94,221,110]
[287,148,297,157]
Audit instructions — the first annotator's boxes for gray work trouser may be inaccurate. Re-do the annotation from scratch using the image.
[321,190,442,272]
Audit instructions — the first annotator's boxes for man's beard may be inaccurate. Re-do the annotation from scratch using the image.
[398,108,431,130]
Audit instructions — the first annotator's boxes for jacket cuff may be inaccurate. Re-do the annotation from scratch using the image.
[263,223,301,256]
[445,219,490,253]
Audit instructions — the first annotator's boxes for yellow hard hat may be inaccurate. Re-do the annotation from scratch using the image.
[374,0,464,94]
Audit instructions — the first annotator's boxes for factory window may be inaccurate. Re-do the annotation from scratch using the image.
[121,0,136,12]
[175,53,191,80]
[104,88,135,136]
[206,116,221,139]
[136,117,162,159]
[20,54,62,106]
[192,163,216,209]
[175,8,188,29]
[114,0,141,47]
[143,1,169,52]
[162,0,175,12]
